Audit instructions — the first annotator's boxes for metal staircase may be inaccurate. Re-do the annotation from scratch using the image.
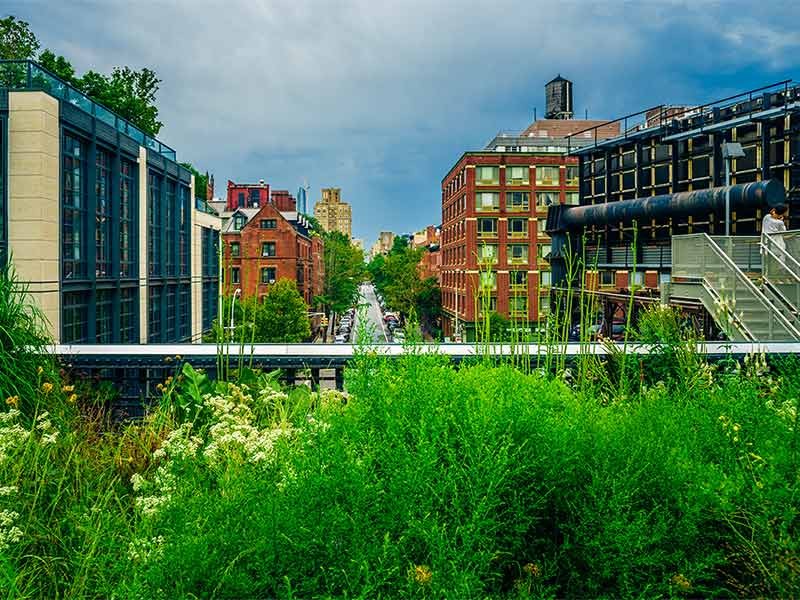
[669,233,800,341]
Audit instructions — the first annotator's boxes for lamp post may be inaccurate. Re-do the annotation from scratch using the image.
[721,142,746,236]
[229,288,241,341]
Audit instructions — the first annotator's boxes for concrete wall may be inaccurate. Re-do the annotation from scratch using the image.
[7,92,61,342]
[138,146,148,343]
[192,199,221,342]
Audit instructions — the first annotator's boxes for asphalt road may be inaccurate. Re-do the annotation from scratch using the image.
[353,283,389,344]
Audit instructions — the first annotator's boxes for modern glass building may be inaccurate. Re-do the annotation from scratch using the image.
[0,60,220,343]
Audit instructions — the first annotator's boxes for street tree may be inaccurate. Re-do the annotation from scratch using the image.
[254,279,311,343]
[317,231,364,315]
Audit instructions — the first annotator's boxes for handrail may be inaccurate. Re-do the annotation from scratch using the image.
[701,234,800,339]
[696,276,756,341]
[763,232,800,277]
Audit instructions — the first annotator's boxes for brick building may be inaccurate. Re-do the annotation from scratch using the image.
[221,188,323,308]
[225,179,270,211]
[412,225,441,282]
[440,76,620,341]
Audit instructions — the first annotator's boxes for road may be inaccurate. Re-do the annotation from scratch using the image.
[353,283,389,344]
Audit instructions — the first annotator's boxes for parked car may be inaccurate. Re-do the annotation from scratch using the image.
[392,329,405,343]
[334,334,347,344]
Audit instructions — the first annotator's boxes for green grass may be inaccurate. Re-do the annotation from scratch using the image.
[1,269,800,598]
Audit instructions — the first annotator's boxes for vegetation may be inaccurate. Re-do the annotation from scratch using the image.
[210,279,311,343]
[179,163,209,201]
[1,15,162,135]
[368,241,441,337]
[317,231,364,315]
[1,263,800,597]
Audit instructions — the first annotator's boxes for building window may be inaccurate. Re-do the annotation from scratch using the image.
[261,241,276,257]
[506,191,529,212]
[477,218,498,238]
[565,192,580,205]
[119,159,135,278]
[62,134,86,280]
[506,165,529,185]
[479,295,497,314]
[510,270,527,290]
[179,285,190,341]
[148,172,163,277]
[600,271,614,286]
[536,191,559,209]
[538,294,551,316]
[62,291,89,344]
[477,243,498,265]
[632,271,644,286]
[148,286,162,343]
[535,166,560,186]
[540,270,552,288]
[475,192,499,211]
[538,243,552,262]
[237,192,245,208]
[508,218,528,238]
[479,271,497,291]
[508,244,529,264]
[120,287,136,343]
[261,267,276,284]
[231,267,240,284]
[260,219,277,229]
[230,242,240,257]
[165,180,176,276]
[95,148,111,279]
[475,166,499,185]
[234,215,246,230]
[536,220,548,237]
[565,165,579,186]
[95,289,113,343]
[510,296,528,317]
[249,188,260,207]
[659,272,671,286]
[179,186,190,276]
[165,285,177,342]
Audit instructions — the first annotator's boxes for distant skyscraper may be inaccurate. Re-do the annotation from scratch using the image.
[297,182,309,214]
[314,188,352,238]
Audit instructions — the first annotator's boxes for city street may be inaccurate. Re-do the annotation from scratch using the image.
[352,282,388,344]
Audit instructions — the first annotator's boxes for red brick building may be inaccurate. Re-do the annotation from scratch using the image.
[221,189,324,308]
[225,180,270,211]
[412,225,441,283]
[441,153,582,340]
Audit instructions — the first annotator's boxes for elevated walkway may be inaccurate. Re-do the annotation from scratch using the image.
[667,232,800,341]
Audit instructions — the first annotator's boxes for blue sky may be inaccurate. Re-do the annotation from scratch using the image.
[6,1,800,244]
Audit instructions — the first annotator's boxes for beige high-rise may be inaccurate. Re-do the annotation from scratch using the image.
[314,188,352,238]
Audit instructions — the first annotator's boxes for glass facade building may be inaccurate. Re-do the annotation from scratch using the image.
[1,59,220,344]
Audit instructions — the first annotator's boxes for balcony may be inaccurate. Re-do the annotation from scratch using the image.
[0,60,177,161]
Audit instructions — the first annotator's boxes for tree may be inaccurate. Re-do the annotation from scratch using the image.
[180,163,208,200]
[0,16,39,60]
[38,49,76,84]
[317,231,364,315]
[79,67,163,135]
[255,279,311,342]
[211,280,311,343]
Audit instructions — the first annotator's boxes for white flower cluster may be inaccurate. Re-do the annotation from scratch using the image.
[35,411,58,445]
[203,386,296,466]
[0,507,23,552]
[0,409,31,466]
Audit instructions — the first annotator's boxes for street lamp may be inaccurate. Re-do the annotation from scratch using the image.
[721,142,746,236]
[229,288,241,340]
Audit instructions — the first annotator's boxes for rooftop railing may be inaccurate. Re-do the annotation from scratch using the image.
[0,59,177,161]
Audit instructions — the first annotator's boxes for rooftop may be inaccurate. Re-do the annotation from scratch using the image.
[0,59,177,161]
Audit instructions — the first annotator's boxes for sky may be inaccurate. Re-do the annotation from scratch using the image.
[6,0,800,244]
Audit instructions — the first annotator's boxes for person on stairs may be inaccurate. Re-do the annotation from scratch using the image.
[761,205,787,264]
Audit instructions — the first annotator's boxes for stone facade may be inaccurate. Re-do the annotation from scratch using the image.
[314,187,352,238]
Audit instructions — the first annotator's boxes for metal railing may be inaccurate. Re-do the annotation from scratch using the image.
[672,234,800,341]
[0,60,177,161]
[762,231,800,315]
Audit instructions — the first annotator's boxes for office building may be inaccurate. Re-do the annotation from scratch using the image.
[0,59,220,343]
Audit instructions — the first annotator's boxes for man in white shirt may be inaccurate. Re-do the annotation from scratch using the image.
[761,204,787,259]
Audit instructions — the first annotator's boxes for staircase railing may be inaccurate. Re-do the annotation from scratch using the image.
[761,231,800,315]
[672,234,800,340]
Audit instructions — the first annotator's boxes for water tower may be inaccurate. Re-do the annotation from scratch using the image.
[545,74,573,120]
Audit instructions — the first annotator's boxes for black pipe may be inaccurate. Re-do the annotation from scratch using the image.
[547,179,785,233]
